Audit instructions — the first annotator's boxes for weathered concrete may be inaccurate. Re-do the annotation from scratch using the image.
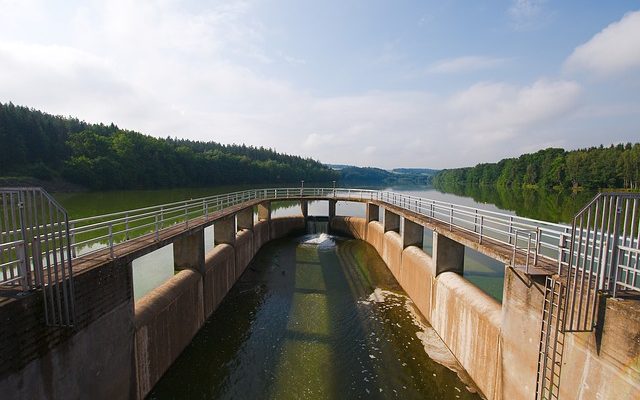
[236,207,253,231]
[0,258,135,400]
[1,300,135,400]
[257,201,271,221]
[366,203,379,222]
[431,272,502,400]
[500,267,640,400]
[203,244,235,318]
[403,218,424,248]
[330,216,366,239]
[214,216,236,246]
[558,297,640,400]
[173,228,205,273]
[383,231,403,282]
[300,200,308,218]
[433,231,464,275]
[500,268,545,400]
[235,229,254,279]
[384,209,400,233]
[134,269,204,400]
[270,216,305,240]
[253,220,270,256]
[399,246,433,319]
[365,221,384,252]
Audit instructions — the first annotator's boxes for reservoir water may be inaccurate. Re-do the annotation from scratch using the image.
[148,234,481,400]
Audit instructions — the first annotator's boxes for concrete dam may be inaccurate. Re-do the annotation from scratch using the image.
[0,187,638,399]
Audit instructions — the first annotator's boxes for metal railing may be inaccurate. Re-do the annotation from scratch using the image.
[560,192,640,332]
[60,187,570,268]
[0,188,75,326]
[4,187,638,302]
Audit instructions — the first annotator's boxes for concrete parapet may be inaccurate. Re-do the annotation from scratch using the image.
[366,221,384,251]
[399,247,434,321]
[270,216,305,240]
[431,272,502,400]
[383,231,403,281]
[203,244,235,318]
[134,269,204,400]
[253,220,270,256]
[235,230,254,280]
[330,216,367,239]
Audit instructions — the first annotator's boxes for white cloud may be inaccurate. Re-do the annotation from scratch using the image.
[565,11,640,77]
[427,56,508,74]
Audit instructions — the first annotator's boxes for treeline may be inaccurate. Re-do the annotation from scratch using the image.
[433,144,640,190]
[339,166,433,185]
[0,103,338,190]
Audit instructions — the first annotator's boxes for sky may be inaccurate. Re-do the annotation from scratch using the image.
[0,0,639,169]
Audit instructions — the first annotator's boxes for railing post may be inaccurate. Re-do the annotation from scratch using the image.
[534,227,541,266]
[449,204,453,231]
[108,223,114,258]
[16,241,30,290]
[609,199,622,297]
[479,216,484,244]
[125,212,130,241]
[69,221,77,258]
[526,232,532,273]
[155,215,160,241]
[508,216,514,244]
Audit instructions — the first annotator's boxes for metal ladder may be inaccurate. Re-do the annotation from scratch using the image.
[535,277,566,400]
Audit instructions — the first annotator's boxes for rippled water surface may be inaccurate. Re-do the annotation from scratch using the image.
[148,234,481,400]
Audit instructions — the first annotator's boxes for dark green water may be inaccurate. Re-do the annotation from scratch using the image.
[148,235,481,400]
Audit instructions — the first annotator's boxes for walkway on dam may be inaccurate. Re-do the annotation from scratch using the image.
[1,187,568,292]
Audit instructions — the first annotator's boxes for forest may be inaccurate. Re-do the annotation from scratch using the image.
[0,103,338,190]
[433,144,640,190]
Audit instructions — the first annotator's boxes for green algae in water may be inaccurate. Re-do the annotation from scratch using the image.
[148,235,482,400]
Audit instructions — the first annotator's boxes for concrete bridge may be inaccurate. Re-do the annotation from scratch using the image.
[0,187,638,399]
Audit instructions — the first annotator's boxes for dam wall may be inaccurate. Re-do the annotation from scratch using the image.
[332,215,640,400]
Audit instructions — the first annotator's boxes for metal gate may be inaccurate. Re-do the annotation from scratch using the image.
[0,187,75,326]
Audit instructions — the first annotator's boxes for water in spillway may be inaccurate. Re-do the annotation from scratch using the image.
[148,234,482,400]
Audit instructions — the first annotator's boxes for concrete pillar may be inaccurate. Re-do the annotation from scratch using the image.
[384,209,400,233]
[173,228,205,273]
[403,218,424,248]
[257,201,271,221]
[214,216,236,246]
[301,200,308,218]
[366,203,379,222]
[433,231,464,275]
[236,207,253,231]
[328,200,336,220]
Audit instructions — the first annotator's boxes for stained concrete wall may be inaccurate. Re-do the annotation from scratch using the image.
[235,229,254,280]
[203,244,235,319]
[270,216,305,239]
[0,258,135,400]
[383,231,403,281]
[329,216,367,239]
[365,221,384,252]
[134,269,204,400]
[431,272,502,400]
[398,246,433,320]
[253,220,270,255]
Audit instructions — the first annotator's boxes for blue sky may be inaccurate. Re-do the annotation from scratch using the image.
[0,1,638,168]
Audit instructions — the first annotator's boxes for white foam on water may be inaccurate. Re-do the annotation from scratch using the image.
[298,233,337,249]
[362,287,481,396]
